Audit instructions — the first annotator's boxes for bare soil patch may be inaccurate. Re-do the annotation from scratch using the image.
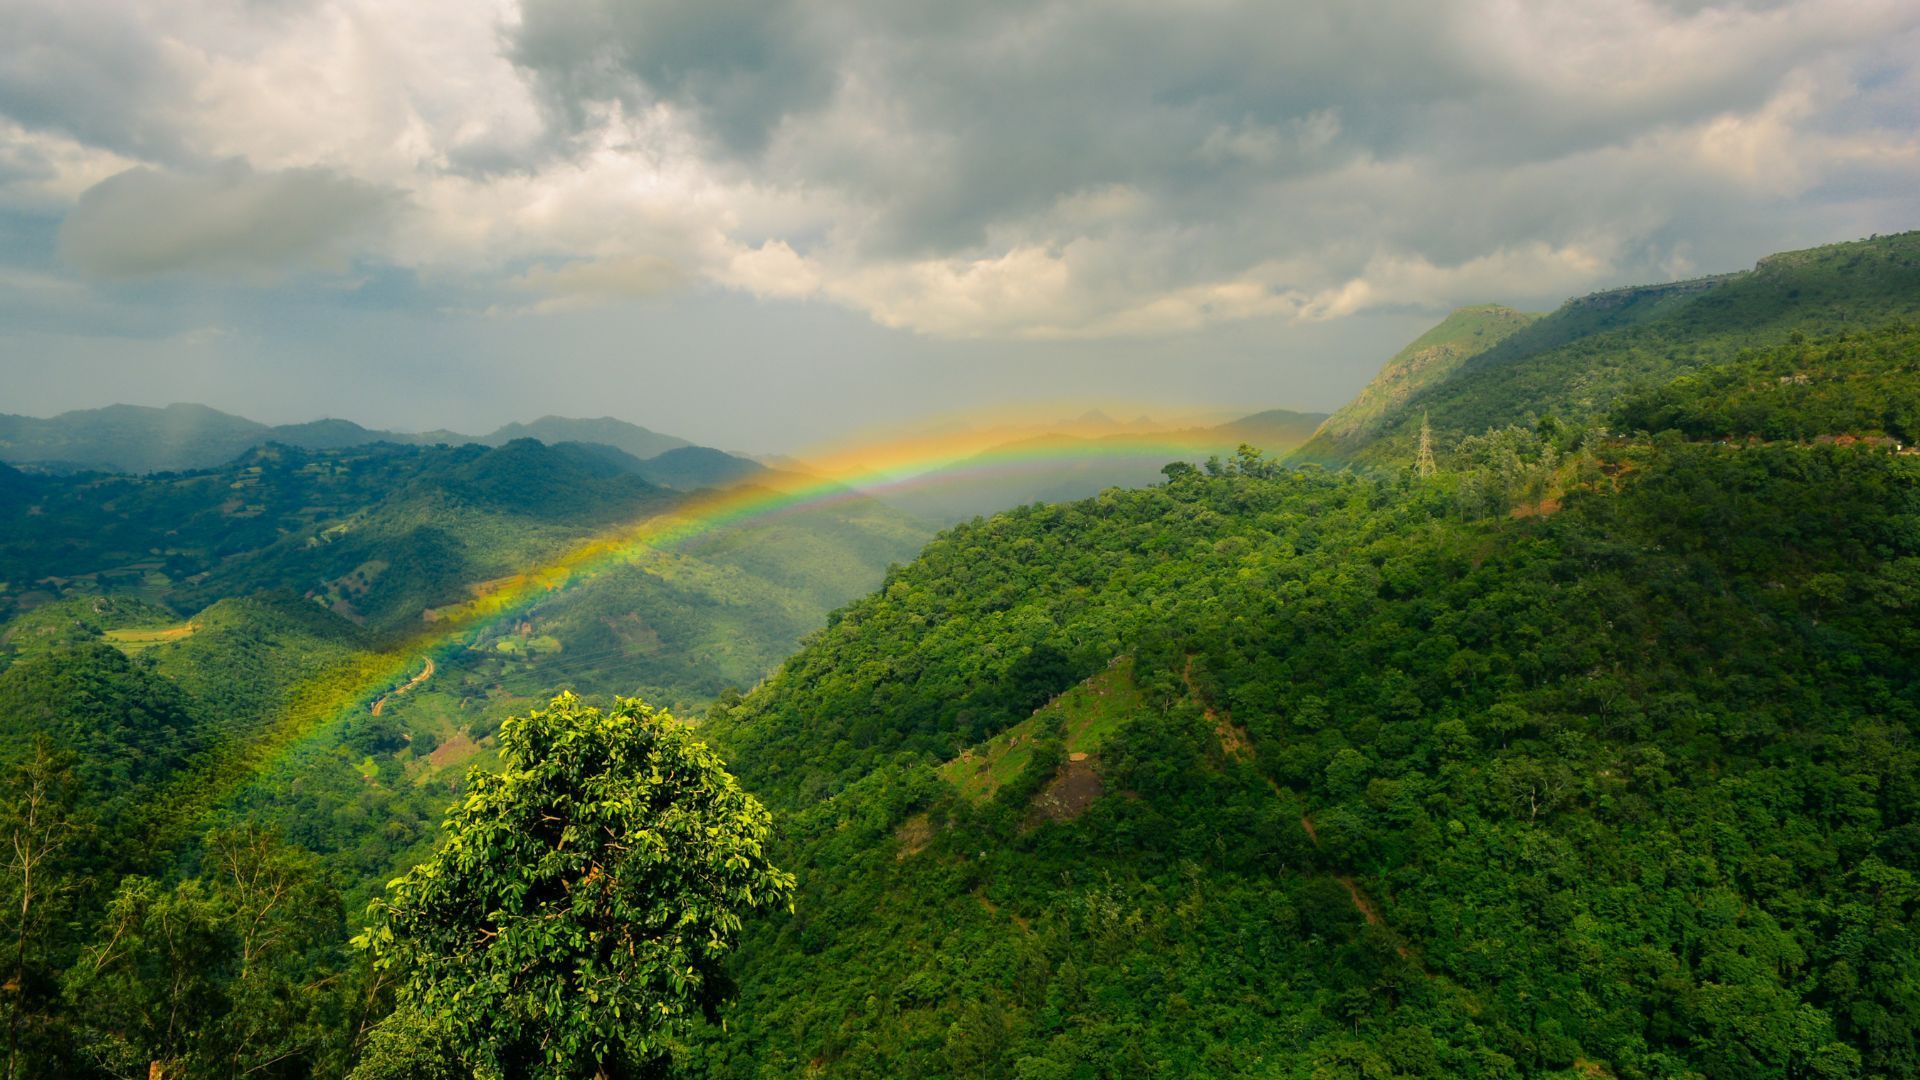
[1029,757,1103,824]
[895,812,934,860]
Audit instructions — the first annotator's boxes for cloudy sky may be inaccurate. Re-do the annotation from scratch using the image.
[2,0,1917,451]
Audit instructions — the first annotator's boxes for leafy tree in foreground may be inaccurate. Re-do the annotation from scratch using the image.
[360,694,792,1078]
[2,740,88,1080]
[62,825,350,1079]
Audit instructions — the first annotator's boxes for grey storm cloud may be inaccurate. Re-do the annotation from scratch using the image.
[3,0,1920,447]
[58,163,400,280]
[507,0,1920,273]
[0,0,196,164]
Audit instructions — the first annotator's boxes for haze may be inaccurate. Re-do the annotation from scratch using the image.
[3,0,1918,452]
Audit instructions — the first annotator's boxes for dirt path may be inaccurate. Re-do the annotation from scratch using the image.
[1299,812,1409,955]
[1181,654,1255,761]
[371,656,435,716]
[1177,652,1414,956]
[1337,876,1384,927]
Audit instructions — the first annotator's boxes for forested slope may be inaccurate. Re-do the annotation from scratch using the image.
[1312,231,1920,467]
[695,421,1920,1075]
[1294,304,1538,462]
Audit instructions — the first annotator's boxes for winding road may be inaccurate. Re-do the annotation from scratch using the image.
[370,657,435,716]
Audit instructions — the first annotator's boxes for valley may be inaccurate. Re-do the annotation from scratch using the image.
[3,231,1920,1077]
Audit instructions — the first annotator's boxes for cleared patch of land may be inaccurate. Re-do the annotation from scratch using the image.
[102,623,195,654]
[939,658,1141,803]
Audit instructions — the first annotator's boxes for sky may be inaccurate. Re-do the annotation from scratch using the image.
[1,0,1917,453]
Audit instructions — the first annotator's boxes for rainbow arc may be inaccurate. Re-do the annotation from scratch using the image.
[164,414,1269,833]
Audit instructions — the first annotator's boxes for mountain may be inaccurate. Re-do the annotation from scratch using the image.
[0,438,928,677]
[685,369,1920,1077]
[1208,406,1337,449]
[479,415,691,460]
[0,403,455,473]
[627,445,770,490]
[1292,304,1539,461]
[1302,231,1920,467]
[266,417,418,450]
[0,402,274,473]
[653,232,1920,1076]
[9,229,1920,1077]
[0,404,706,476]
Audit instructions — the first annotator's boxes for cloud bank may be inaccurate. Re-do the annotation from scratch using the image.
[58,163,398,280]
[2,0,1918,342]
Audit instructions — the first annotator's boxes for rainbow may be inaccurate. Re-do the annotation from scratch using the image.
[160,414,1271,835]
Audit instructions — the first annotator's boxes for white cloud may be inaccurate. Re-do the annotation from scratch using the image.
[3,0,1919,335]
[722,240,822,300]
[0,120,140,211]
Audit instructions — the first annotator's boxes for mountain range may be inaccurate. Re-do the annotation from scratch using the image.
[3,229,1919,1077]
[0,405,693,475]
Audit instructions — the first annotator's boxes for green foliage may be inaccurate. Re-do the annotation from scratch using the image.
[1324,231,1920,467]
[346,1007,467,1080]
[363,694,793,1076]
[0,643,203,841]
[1,742,92,1078]
[691,438,1920,1078]
[1299,303,1541,459]
[61,826,355,1079]
[1615,323,1920,444]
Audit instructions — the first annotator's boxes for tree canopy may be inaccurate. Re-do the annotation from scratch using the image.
[361,694,792,1077]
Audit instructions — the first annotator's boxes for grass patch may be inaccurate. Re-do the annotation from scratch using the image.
[102,623,195,655]
[939,658,1143,803]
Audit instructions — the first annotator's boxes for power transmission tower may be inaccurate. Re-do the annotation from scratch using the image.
[1415,413,1436,479]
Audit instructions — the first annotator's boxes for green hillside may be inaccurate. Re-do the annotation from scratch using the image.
[1294,305,1540,461]
[692,431,1920,1077]
[6,232,1920,1077]
[673,242,1920,1075]
[0,439,668,632]
[1314,231,1920,468]
[0,438,924,644]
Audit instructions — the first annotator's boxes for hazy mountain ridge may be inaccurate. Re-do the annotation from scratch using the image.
[0,404,700,476]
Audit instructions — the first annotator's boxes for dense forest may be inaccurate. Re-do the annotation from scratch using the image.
[3,231,1919,1076]
[692,435,1920,1076]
